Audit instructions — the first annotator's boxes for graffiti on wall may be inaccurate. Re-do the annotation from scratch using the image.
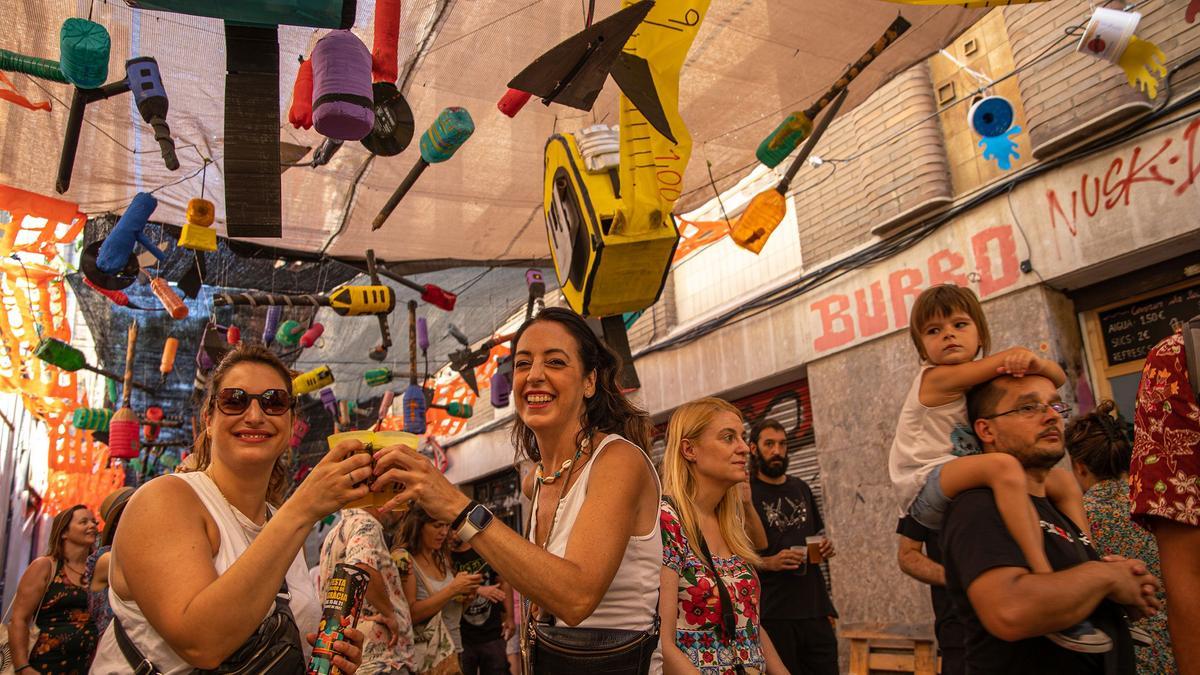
[808,224,1022,354]
[1046,118,1200,237]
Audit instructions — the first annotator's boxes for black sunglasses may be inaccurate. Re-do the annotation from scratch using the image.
[215,388,294,416]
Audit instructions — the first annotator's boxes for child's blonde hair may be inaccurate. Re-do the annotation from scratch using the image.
[908,284,991,361]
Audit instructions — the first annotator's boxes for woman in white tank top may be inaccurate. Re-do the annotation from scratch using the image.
[372,308,663,673]
[90,345,373,674]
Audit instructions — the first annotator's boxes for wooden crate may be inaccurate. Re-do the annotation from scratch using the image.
[842,623,937,675]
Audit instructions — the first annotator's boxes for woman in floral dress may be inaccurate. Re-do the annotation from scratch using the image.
[659,398,786,675]
[6,504,99,674]
[1067,400,1174,674]
[1131,331,1200,673]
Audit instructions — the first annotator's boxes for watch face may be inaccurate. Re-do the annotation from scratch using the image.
[468,505,493,529]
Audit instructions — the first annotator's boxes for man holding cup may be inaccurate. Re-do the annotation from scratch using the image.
[749,420,839,675]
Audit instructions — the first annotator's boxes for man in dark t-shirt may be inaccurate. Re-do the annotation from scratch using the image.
[939,374,1161,675]
[451,539,513,675]
[749,420,838,675]
[896,516,966,675]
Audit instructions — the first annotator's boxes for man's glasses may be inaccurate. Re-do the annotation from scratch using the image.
[983,401,1072,420]
[215,388,293,416]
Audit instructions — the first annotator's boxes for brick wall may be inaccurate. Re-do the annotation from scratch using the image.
[792,63,953,267]
[1003,0,1200,159]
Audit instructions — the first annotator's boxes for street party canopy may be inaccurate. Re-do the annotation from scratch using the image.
[0,0,991,266]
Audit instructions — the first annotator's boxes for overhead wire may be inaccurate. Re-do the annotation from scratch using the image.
[640,52,1200,359]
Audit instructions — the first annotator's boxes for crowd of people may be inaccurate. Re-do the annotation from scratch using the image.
[2,292,1197,675]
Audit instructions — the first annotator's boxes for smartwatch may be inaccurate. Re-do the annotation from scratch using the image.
[455,502,495,543]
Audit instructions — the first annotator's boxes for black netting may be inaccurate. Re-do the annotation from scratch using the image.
[74,216,555,484]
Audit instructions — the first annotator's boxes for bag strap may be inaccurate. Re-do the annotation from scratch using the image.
[112,616,161,675]
[664,496,736,643]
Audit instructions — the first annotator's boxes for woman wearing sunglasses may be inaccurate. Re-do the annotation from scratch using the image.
[90,344,368,674]
[659,398,786,675]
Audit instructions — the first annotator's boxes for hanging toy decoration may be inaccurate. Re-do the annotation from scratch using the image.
[300,323,325,349]
[84,277,131,307]
[83,192,167,291]
[372,108,475,230]
[34,337,152,391]
[214,284,396,316]
[968,95,1021,171]
[290,418,310,450]
[72,407,113,431]
[320,388,338,418]
[311,30,375,141]
[429,401,472,419]
[288,55,314,130]
[143,406,165,442]
[178,198,217,252]
[150,277,189,319]
[378,390,395,419]
[490,356,513,407]
[1076,7,1167,99]
[109,322,141,461]
[226,325,241,344]
[365,368,393,387]
[756,16,910,168]
[263,306,282,345]
[294,366,335,396]
[160,336,178,385]
[402,300,427,434]
[732,88,848,254]
[275,319,305,347]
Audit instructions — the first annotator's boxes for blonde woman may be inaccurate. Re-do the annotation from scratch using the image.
[659,398,786,675]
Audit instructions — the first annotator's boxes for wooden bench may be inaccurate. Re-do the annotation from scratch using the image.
[841,623,937,675]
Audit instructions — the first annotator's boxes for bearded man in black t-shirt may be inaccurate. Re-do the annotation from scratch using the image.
[941,374,1161,675]
[749,420,839,675]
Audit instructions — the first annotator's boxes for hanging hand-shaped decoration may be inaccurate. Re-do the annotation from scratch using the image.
[969,96,1021,171]
[1077,7,1167,99]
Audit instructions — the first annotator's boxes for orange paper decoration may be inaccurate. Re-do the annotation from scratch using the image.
[0,184,124,517]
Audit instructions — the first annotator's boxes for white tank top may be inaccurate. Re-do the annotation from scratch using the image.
[888,365,972,515]
[89,472,321,674]
[528,434,663,671]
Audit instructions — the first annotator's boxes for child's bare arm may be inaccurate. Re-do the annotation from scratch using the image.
[921,348,1066,406]
[921,348,1037,406]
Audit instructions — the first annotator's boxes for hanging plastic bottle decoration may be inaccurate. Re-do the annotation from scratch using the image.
[1077,7,1167,99]
[969,96,1021,171]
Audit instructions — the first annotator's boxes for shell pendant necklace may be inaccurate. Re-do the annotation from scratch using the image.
[536,435,590,485]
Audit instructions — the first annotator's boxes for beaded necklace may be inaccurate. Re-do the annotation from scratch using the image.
[535,436,590,485]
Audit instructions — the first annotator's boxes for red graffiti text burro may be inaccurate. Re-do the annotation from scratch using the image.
[809,225,1020,353]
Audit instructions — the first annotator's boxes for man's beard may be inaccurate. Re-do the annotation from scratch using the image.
[998,436,1065,471]
[758,454,789,478]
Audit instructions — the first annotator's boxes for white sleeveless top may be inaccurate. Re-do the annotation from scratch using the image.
[888,365,973,515]
[89,472,321,674]
[528,434,663,671]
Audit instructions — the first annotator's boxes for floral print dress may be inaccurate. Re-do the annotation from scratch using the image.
[661,501,766,675]
[1131,333,1200,527]
[28,563,99,674]
[1084,478,1175,674]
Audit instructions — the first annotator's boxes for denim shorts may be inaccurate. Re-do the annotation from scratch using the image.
[908,464,951,531]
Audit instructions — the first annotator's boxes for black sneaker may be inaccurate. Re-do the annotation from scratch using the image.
[1046,621,1113,653]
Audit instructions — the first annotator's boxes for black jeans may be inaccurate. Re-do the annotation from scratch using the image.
[460,637,511,675]
[936,613,968,675]
[762,617,839,675]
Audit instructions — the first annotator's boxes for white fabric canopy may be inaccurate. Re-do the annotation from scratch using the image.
[0,0,986,264]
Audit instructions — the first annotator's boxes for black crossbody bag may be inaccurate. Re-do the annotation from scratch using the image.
[522,481,660,675]
[112,578,305,675]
